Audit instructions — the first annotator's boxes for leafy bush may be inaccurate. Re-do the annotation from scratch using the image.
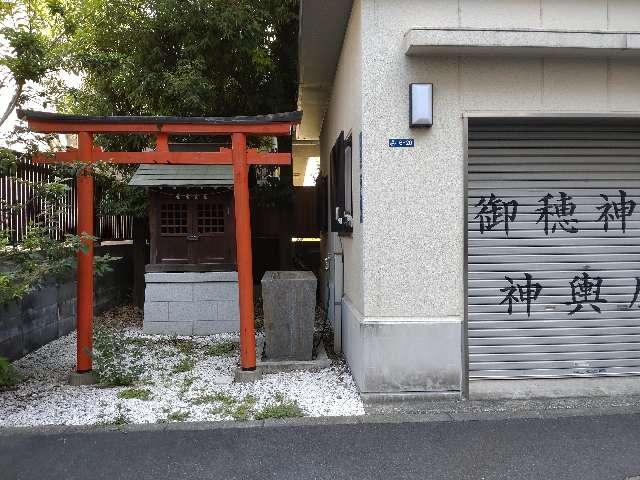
[93,325,142,387]
[0,356,21,389]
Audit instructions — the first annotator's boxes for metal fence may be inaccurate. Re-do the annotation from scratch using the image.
[0,159,133,243]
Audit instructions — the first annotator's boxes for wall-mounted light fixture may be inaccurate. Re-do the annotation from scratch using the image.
[410,83,433,128]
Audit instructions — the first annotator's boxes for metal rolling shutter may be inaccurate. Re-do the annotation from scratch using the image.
[467,121,640,379]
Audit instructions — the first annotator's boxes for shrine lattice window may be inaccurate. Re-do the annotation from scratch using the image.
[197,203,225,233]
[160,203,188,234]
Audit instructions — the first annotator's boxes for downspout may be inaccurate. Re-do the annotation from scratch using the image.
[333,238,344,354]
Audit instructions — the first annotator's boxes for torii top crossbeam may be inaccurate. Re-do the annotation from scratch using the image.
[18,109,302,376]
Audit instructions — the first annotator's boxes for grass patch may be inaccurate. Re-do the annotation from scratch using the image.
[0,356,21,390]
[254,395,303,420]
[93,326,142,387]
[179,376,196,397]
[169,337,198,356]
[117,388,152,401]
[167,410,190,422]
[231,395,257,421]
[197,393,256,421]
[204,341,237,357]
[173,357,196,374]
[192,392,236,406]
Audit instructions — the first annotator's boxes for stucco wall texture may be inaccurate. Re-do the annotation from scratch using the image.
[320,0,364,314]
[318,0,640,393]
[360,0,640,320]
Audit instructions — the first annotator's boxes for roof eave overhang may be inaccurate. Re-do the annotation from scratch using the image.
[17,110,302,135]
[297,0,354,141]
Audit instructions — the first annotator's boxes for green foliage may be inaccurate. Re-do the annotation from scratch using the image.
[0,156,117,304]
[92,162,148,218]
[93,325,143,386]
[0,225,115,304]
[117,387,151,400]
[0,148,18,175]
[0,0,71,126]
[191,392,235,406]
[177,375,196,399]
[166,336,198,356]
[254,395,303,420]
[63,0,298,121]
[206,393,257,421]
[172,356,196,374]
[231,394,257,421]
[205,340,237,357]
[251,175,293,208]
[0,356,22,389]
[0,0,299,303]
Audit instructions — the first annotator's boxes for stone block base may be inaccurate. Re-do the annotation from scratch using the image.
[69,371,98,386]
[143,271,240,335]
[233,368,263,383]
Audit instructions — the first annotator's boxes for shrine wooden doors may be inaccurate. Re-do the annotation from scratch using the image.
[149,190,236,268]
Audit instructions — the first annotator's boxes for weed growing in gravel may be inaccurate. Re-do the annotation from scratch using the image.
[169,337,198,356]
[173,357,196,374]
[232,395,257,421]
[205,341,237,357]
[167,410,190,422]
[100,404,130,426]
[254,395,303,420]
[179,376,197,398]
[93,326,143,387]
[117,388,152,401]
[194,392,257,420]
[192,392,236,406]
[0,356,21,389]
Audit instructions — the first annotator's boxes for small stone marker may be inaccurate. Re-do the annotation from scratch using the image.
[261,271,317,360]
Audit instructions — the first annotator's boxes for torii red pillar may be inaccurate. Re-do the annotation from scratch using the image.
[232,133,256,370]
[76,132,94,372]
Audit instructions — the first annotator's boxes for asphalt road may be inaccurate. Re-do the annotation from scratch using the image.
[2,414,640,480]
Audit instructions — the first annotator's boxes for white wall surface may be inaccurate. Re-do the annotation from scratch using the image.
[360,0,640,319]
[318,0,640,393]
[320,0,365,313]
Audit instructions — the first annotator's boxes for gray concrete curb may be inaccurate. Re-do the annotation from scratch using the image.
[3,404,640,437]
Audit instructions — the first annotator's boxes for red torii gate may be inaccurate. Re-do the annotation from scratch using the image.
[18,109,302,376]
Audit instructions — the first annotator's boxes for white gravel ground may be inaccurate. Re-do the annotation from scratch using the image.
[0,329,365,427]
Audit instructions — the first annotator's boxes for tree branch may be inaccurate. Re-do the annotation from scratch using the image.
[0,81,24,128]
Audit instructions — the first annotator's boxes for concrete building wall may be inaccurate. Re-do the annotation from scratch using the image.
[339,0,640,394]
[319,0,365,322]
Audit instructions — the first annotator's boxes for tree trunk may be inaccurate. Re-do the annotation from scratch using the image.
[0,82,24,128]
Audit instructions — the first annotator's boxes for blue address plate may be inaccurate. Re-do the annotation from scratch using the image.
[389,138,415,148]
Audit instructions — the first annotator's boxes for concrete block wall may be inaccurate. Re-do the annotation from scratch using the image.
[143,271,240,335]
[0,248,132,361]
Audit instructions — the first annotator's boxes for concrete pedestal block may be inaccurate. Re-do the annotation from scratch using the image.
[261,271,317,360]
[143,270,240,335]
[69,371,98,386]
[233,367,263,383]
